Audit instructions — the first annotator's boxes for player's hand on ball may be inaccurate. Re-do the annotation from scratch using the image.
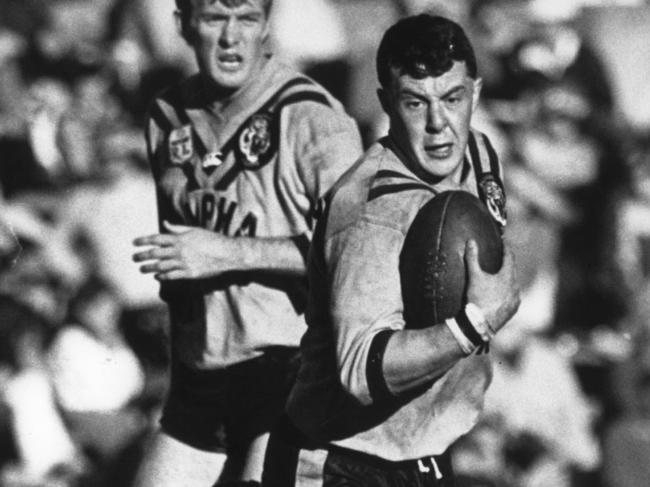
[464,239,520,334]
[133,221,242,280]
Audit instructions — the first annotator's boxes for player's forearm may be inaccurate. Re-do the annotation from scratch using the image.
[134,224,309,279]
[382,325,466,396]
[233,236,307,275]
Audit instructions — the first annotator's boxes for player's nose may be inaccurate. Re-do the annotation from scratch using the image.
[426,104,447,134]
[219,18,241,47]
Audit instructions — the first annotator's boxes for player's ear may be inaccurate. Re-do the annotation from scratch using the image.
[471,77,483,113]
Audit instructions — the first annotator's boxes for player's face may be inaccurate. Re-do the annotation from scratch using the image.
[380,61,482,185]
[186,0,269,93]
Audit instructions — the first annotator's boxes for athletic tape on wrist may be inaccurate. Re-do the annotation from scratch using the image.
[465,303,494,341]
[445,318,476,355]
[455,306,485,347]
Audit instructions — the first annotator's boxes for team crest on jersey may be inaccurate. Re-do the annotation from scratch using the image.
[168,125,194,164]
[238,113,272,169]
[479,175,507,227]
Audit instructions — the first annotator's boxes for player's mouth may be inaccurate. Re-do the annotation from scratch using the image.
[217,53,244,71]
[425,143,453,158]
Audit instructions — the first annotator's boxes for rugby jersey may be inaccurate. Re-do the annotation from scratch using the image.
[286,130,506,460]
[144,56,363,369]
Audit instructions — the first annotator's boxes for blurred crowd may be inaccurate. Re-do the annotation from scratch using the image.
[0,0,650,486]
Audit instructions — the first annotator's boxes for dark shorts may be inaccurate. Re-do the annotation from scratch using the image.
[262,415,456,487]
[160,347,300,452]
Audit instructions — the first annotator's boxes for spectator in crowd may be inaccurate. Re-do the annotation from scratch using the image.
[602,335,650,487]
[602,135,650,487]
[47,275,147,486]
[461,172,600,487]
[47,125,161,309]
[0,295,83,486]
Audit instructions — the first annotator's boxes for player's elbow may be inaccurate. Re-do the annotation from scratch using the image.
[337,328,397,407]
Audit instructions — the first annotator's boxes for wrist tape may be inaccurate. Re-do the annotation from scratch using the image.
[445,303,493,355]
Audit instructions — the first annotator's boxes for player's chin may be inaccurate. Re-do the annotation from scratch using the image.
[419,159,460,181]
[209,67,250,91]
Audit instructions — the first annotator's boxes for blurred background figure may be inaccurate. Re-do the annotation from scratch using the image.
[601,332,650,487]
[453,167,601,487]
[0,295,83,487]
[45,124,161,316]
[601,134,650,487]
[47,276,147,487]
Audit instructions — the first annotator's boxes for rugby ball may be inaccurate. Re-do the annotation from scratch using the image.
[399,191,503,328]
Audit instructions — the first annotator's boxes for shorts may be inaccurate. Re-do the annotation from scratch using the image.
[160,347,300,452]
[262,415,455,487]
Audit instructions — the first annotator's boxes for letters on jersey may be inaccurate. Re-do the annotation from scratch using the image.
[152,74,333,239]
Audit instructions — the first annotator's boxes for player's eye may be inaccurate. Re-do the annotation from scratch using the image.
[445,90,465,107]
[239,14,262,25]
[199,14,227,25]
[404,98,424,110]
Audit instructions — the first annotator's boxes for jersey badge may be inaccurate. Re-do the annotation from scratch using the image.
[239,113,272,169]
[168,125,194,165]
[479,175,507,228]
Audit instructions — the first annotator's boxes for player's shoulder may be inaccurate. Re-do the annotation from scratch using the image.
[273,64,355,131]
[323,141,416,237]
[147,74,202,114]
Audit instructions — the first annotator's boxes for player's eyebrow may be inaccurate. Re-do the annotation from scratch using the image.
[399,88,427,100]
[217,0,257,8]
[440,85,467,99]
[399,84,467,101]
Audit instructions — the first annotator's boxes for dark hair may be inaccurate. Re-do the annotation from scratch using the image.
[376,14,477,89]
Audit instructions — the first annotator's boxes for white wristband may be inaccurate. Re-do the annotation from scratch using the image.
[445,317,476,355]
[465,303,494,341]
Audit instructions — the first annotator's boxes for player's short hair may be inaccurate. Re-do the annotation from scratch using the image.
[175,0,272,42]
[376,14,477,89]
[175,0,273,19]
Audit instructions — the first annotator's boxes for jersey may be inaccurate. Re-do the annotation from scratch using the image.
[144,56,363,369]
[286,130,506,461]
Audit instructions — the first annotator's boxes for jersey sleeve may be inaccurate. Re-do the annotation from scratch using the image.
[290,102,363,204]
[324,219,406,406]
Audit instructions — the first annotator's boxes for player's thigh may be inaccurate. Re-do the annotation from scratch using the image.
[262,420,329,487]
[219,432,269,483]
[132,429,226,487]
[221,349,301,480]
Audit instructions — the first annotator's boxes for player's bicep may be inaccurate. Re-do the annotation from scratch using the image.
[326,222,405,405]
